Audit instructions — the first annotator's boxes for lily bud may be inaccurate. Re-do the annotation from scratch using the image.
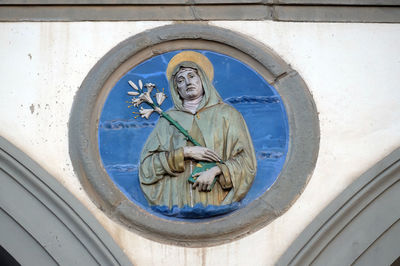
[128,91,139,96]
[128,80,139,91]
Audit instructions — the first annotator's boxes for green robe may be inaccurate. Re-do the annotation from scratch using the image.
[139,62,257,208]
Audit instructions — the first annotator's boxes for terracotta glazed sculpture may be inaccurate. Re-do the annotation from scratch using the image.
[137,51,257,209]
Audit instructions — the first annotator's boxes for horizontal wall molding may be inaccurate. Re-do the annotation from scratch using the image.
[0,2,399,23]
[1,0,399,5]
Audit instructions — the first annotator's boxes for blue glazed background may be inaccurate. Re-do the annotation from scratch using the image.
[98,50,289,221]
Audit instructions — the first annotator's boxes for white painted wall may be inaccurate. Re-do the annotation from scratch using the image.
[1,21,399,265]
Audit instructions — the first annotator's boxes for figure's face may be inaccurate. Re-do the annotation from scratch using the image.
[175,67,204,101]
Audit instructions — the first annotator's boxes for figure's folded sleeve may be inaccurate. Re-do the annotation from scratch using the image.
[167,147,185,173]
[216,162,233,189]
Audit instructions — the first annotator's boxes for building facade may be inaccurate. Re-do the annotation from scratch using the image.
[1,1,400,265]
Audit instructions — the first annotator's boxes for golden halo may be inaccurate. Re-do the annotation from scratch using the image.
[166,51,214,82]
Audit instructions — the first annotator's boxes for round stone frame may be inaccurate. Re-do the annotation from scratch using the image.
[69,24,319,247]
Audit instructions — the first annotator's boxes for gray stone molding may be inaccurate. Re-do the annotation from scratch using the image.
[69,23,319,246]
[0,136,132,266]
[277,147,400,266]
[1,0,399,4]
[1,1,400,22]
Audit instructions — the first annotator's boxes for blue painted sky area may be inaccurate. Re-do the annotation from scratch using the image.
[98,50,289,220]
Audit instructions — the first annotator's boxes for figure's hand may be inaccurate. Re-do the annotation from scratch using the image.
[192,166,221,192]
[183,146,221,162]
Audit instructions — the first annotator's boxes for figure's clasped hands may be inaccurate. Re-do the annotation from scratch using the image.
[192,166,221,192]
[183,146,222,192]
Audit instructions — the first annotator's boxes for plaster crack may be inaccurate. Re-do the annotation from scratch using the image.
[188,1,204,21]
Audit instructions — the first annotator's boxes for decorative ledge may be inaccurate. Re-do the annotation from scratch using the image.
[0,2,399,23]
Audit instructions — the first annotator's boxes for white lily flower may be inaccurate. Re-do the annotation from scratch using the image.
[139,91,154,104]
[139,107,154,119]
[127,91,139,96]
[128,80,139,91]
[139,79,143,90]
[156,92,167,106]
[145,83,156,93]
[132,97,143,107]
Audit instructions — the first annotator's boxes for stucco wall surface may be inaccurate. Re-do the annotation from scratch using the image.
[0,21,399,265]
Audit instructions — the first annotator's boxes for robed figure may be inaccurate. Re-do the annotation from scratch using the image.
[139,51,257,210]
